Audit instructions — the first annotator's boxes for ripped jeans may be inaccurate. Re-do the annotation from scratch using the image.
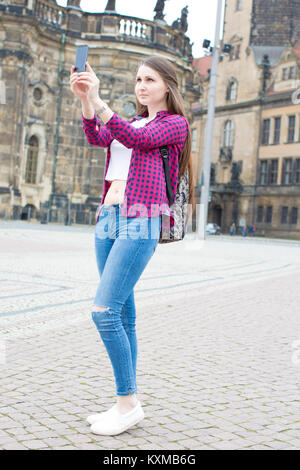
[92,204,162,396]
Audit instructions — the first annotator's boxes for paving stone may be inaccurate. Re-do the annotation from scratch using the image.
[0,437,22,448]
[21,439,49,449]
[64,434,93,444]
[31,430,60,439]
[42,437,73,447]
[76,443,104,450]
[1,442,29,450]
[1,222,300,449]
[51,445,78,450]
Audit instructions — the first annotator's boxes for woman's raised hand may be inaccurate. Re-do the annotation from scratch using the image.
[69,62,100,104]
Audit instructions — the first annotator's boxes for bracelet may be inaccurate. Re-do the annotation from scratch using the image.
[95,103,108,117]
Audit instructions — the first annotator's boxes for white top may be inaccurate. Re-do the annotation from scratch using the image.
[105,117,155,182]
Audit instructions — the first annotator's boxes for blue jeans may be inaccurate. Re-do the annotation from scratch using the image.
[92,204,162,396]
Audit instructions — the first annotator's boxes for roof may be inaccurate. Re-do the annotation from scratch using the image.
[293,39,300,59]
[192,56,212,78]
[265,87,299,97]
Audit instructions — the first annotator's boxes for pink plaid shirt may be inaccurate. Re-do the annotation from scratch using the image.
[81,110,189,229]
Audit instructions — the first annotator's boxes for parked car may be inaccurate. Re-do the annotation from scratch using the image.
[205,223,221,235]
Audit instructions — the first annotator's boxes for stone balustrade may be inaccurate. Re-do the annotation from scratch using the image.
[19,0,192,61]
[34,0,65,26]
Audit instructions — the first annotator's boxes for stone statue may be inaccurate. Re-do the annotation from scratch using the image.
[154,0,167,21]
[66,0,82,9]
[171,5,189,33]
[171,18,180,30]
[105,0,116,12]
[180,5,188,33]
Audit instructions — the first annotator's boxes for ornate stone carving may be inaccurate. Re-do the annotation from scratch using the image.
[154,0,167,21]
[171,5,188,33]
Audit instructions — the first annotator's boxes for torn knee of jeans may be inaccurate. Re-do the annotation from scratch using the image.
[92,305,109,312]
[91,307,112,320]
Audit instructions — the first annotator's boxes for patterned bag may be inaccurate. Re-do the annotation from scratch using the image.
[159,146,190,244]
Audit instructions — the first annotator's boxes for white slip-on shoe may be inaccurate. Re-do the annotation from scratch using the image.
[86,404,118,425]
[90,400,145,436]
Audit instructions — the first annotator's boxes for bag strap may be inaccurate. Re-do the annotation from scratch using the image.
[159,146,174,206]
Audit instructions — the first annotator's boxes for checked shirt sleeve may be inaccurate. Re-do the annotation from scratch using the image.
[105,112,189,150]
[81,112,114,148]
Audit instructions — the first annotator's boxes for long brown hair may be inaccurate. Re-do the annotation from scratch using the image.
[135,56,196,221]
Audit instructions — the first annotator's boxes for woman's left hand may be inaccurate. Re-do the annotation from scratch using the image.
[73,62,100,105]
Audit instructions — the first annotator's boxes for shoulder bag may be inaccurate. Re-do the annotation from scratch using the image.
[158,146,190,244]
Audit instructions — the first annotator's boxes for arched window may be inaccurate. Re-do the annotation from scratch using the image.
[224,120,234,147]
[226,80,237,101]
[25,135,39,184]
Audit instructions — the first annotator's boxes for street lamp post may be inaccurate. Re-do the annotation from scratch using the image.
[49,32,66,214]
[196,0,224,240]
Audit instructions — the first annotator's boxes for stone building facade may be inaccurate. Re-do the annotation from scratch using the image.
[0,0,201,223]
[192,0,300,239]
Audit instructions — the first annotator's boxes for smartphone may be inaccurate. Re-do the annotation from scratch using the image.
[74,45,89,72]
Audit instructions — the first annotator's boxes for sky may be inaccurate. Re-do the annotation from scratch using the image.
[56,0,225,58]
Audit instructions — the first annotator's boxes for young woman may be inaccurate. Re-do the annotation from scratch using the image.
[70,55,195,436]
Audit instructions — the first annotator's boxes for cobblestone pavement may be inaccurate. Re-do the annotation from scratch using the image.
[0,220,300,450]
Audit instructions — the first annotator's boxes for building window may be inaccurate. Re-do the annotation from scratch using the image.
[287,115,295,143]
[290,207,298,224]
[266,206,272,224]
[25,135,39,184]
[282,158,293,184]
[295,158,300,184]
[262,119,270,145]
[210,164,216,184]
[281,206,288,224]
[226,80,237,101]
[224,120,234,147]
[269,159,278,184]
[257,205,264,223]
[231,161,242,182]
[259,160,268,184]
[274,117,281,144]
[191,128,197,152]
[33,87,43,101]
[289,66,296,79]
[282,68,288,80]
[229,44,241,61]
[236,0,242,10]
